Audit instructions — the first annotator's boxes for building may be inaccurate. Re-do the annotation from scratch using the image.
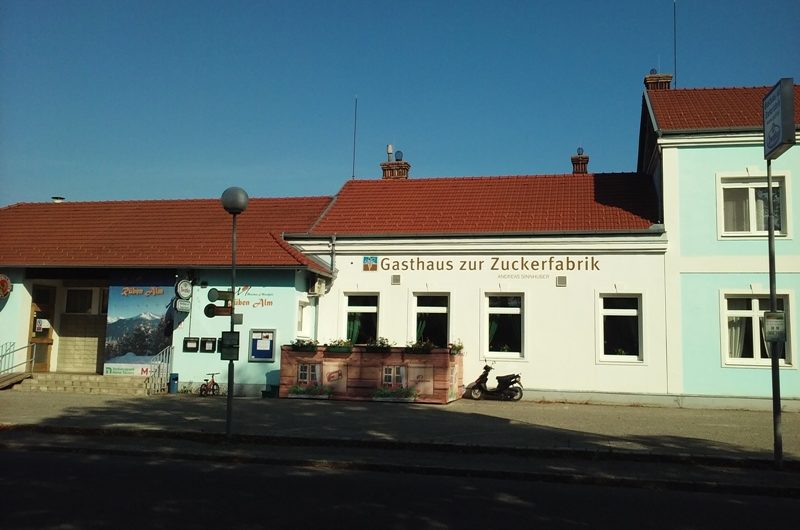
[639,74,800,399]
[1,74,797,405]
[0,197,331,395]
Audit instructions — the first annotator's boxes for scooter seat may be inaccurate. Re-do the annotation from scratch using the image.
[496,374,517,383]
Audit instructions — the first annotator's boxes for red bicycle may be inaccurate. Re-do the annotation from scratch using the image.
[199,372,220,396]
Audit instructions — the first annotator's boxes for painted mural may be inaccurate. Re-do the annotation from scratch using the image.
[104,284,173,375]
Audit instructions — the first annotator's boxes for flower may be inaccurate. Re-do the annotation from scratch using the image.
[448,339,464,355]
[326,338,353,347]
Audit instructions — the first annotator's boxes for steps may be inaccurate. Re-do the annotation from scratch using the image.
[12,373,149,396]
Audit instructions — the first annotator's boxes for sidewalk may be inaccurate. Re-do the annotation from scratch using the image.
[1,392,798,495]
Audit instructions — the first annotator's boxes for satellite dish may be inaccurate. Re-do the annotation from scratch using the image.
[395,150,403,161]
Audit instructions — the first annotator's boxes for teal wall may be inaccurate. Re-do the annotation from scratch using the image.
[171,269,309,391]
[681,272,799,399]
[678,145,799,257]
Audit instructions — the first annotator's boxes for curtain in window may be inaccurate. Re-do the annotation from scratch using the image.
[399,366,407,388]
[723,188,749,232]
[728,317,746,358]
[416,318,426,341]
[346,314,361,344]
[488,318,499,349]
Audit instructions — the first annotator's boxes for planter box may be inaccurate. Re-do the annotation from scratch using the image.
[364,346,391,353]
[287,394,330,399]
[291,345,318,352]
[325,346,353,354]
[372,397,416,402]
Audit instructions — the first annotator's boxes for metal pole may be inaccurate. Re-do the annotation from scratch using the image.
[226,213,237,438]
[766,158,782,469]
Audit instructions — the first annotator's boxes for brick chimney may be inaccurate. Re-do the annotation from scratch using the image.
[380,144,410,180]
[571,147,589,174]
[644,70,673,90]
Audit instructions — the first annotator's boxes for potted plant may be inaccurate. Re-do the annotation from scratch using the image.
[365,337,393,353]
[325,338,353,353]
[405,339,435,354]
[448,339,464,356]
[288,383,333,399]
[290,338,318,352]
[372,385,418,401]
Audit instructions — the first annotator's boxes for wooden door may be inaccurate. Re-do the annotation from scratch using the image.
[29,285,56,372]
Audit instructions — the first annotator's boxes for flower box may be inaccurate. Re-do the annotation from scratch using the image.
[325,346,353,354]
[291,344,318,352]
[364,345,391,353]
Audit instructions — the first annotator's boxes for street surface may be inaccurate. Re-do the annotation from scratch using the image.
[1,447,797,530]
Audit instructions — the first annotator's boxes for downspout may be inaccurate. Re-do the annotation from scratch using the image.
[329,235,336,276]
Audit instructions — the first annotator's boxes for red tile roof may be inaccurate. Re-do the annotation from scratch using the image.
[309,174,659,236]
[646,85,800,132]
[0,197,333,271]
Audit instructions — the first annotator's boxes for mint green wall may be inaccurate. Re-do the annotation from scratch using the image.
[678,145,799,257]
[0,269,29,370]
[681,273,799,398]
[171,269,308,390]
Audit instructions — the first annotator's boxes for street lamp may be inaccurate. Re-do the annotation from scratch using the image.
[221,186,248,438]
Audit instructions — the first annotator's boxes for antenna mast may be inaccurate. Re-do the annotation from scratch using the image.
[351,96,358,179]
[673,0,678,87]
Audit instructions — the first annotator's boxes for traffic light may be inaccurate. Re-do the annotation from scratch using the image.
[204,288,233,317]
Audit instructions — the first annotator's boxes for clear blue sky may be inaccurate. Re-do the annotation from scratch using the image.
[1,0,798,207]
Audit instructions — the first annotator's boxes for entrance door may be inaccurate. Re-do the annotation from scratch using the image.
[29,285,56,372]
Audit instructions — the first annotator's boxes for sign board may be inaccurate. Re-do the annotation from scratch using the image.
[763,312,786,343]
[249,329,276,362]
[174,299,191,312]
[219,331,240,361]
[763,78,796,160]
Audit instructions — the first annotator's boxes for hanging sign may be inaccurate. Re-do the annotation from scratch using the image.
[763,78,796,160]
[0,274,12,299]
[763,312,786,343]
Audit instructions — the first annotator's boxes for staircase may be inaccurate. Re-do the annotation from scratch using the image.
[12,373,150,396]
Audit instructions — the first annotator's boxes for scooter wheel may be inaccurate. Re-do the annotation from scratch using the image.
[509,386,523,401]
[470,386,484,400]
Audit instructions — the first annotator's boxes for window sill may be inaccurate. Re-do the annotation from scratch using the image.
[485,352,523,360]
[723,360,794,369]
[597,356,644,365]
[719,233,789,240]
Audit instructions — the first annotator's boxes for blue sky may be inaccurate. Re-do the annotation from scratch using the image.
[1,0,798,207]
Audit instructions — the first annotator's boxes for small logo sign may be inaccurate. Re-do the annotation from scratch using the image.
[0,274,12,299]
[363,256,378,271]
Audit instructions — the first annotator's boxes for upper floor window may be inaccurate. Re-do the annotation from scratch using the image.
[718,175,788,237]
[346,294,378,344]
[415,294,449,347]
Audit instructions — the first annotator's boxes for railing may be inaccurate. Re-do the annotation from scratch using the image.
[0,342,34,375]
[146,345,173,395]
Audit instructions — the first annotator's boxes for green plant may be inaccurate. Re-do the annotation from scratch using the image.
[291,338,318,347]
[373,386,418,399]
[326,338,353,347]
[288,383,333,396]
[178,383,194,394]
[367,337,393,348]
[405,339,435,353]
[448,339,464,355]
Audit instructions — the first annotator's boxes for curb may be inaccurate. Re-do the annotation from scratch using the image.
[2,422,799,472]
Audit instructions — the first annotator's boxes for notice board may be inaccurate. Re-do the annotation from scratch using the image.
[249,329,276,362]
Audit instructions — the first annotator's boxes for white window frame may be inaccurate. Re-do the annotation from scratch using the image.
[719,290,794,368]
[297,300,311,337]
[716,172,791,239]
[298,363,321,385]
[485,293,523,359]
[382,365,406,387]
[345,293,379,345]
[414,293,449,347]
[596,293,644,364]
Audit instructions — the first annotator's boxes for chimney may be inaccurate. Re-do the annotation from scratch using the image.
[644,69,673,90]
[380,144,410,180]
[571,147,589,174]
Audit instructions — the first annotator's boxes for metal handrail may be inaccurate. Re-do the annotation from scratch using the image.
[146,345,173,395]
[0,342,34,375]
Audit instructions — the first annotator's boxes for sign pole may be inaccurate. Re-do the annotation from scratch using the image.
[766,158,782,469]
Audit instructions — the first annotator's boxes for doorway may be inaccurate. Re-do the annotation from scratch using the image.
[29,285,56,372]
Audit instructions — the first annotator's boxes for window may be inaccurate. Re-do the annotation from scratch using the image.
[298,363,321,385]
[487,294,522,357]
[383,366,406,387]
[724,294,790,366]
[719,176,787,236]
[599,295,642,361]
[297,301,310,336]
[346,295,378,344]
[65,289,93,314]
[415,294,449,347]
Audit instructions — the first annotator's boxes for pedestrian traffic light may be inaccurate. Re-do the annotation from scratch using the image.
[204,288,233,317]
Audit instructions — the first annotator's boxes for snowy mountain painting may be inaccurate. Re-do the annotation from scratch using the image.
[104,285,173,362]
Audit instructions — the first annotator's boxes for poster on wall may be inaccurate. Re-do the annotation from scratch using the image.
[104,284,173,376]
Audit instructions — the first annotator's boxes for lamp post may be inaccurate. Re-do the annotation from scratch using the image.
[221,186,248,438]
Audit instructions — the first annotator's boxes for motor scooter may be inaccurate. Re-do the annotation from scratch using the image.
[467,364,523,401]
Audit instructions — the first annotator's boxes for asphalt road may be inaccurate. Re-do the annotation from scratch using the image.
[2,448,797,530]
